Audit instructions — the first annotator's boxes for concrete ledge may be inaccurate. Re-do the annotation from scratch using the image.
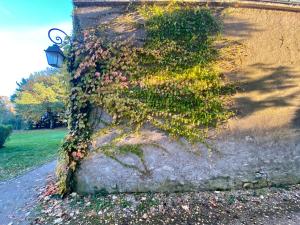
[73,0,300,12]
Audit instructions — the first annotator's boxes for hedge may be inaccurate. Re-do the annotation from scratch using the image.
[0,124,12,148]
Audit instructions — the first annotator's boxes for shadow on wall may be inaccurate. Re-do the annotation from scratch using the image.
[219,7,300,134]
[231,63,300,129]
[222,14,262,41]
[292,109,300,129]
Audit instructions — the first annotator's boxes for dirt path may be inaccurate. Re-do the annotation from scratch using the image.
[0,161,56,225]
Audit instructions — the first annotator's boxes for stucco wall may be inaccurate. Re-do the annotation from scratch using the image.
[73,2,300,193]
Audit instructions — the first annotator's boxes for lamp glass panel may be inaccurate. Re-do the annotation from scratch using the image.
[46,51,58,67]
[56,54,64,68]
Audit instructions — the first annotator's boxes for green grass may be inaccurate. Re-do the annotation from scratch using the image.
[0,129,67,181]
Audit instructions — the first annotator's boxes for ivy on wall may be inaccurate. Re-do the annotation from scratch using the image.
[57,3,233,194]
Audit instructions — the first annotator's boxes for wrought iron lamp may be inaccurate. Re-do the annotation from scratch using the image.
[45,28,68,68]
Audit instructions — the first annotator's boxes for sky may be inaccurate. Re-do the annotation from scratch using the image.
[0,0,73,97]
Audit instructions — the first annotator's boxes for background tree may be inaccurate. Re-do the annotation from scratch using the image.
[0,96,21,128]
[12,68,69,129]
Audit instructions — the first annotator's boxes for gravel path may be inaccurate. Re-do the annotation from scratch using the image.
[0,161,56,225]
[33,182,300,225]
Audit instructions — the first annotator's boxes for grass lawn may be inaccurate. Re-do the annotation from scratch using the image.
[0,129,67,181]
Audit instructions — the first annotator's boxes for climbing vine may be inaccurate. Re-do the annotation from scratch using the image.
[57,3,233,194]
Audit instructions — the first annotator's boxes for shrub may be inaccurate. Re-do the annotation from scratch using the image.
[0,124,12,148]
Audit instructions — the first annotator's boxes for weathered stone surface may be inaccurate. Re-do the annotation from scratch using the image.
[75,129,300,193]
[74,4,146,45]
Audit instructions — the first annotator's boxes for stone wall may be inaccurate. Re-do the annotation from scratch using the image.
[73,1,300,193]
[76,128,300,193]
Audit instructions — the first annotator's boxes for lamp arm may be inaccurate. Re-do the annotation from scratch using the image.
[48,28,69,45]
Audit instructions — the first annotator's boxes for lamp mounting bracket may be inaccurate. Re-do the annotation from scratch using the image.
[48,28,69,46]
